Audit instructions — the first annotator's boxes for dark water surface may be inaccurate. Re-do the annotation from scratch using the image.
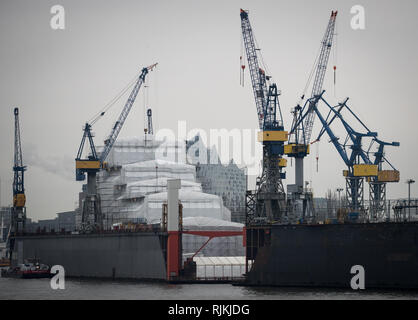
[1,277,418,300]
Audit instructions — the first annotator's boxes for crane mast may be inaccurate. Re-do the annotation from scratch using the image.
[8,108,27,263]
[12,108,26,233]
[240,9,288,223]
[286,11,337,221]
[75,63,157,231]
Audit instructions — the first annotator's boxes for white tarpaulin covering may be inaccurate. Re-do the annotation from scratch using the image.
[103,136,187,167]
[147,190,231,223]
[94,137,232,224]
[79,136,244,257]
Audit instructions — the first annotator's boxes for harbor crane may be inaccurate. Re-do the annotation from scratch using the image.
[286,11,338,220]
[8,108,27,261]
[12,108,27,233]
[75,63,157,231]
[305,91,400,221]
[240,9,288,223]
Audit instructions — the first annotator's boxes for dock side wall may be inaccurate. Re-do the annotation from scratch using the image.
[246,223,418,288]
[14,232,167,280]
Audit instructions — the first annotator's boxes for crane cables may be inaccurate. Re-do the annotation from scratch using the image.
[240,16,274,85]
[240,35,245,87]
[253,32,273,83]
[143,83,149,133]
[298,40,322,107]
[88,70,142,126]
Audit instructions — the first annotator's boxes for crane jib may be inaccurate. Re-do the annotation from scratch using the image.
[75,63,157,182]
[302,12,337,145]
[240,10,268,130]
[99,66,152,163]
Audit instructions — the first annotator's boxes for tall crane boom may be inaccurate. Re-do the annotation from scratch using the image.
[302,11,337,145]
[100,63,157,162]
[240,9,268,130]
[76,63,157,181]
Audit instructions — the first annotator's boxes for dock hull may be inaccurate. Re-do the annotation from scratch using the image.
[12,232,168,280]
[245,222,418,289]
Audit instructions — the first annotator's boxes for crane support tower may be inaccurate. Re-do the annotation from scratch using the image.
[75,63,157,231]
[368,139,400,220]
[287,11,338,221]
[240,9,288,223]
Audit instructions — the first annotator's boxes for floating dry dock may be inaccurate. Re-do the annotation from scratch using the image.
[13,231,169,280]
[244,222,418,289]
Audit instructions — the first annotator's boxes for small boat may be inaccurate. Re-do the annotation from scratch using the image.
[1,260,52,279]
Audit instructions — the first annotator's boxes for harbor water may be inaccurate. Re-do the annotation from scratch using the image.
[1,276,418,300]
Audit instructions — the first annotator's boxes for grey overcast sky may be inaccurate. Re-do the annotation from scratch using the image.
[1,0,417,221]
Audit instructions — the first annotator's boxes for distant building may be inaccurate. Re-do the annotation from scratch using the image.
[0,205,78,235]
[27,211,76,233]
[33,219,58,232]
[57,211,76,231]
[186,135,247,223]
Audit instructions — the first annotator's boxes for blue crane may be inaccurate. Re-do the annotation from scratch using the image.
[75,63,157,230]
[8,108,27,261]
[368,138,400,220]
[12,108,26,217]
[305,91,399,219]
[240,9,288,223]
